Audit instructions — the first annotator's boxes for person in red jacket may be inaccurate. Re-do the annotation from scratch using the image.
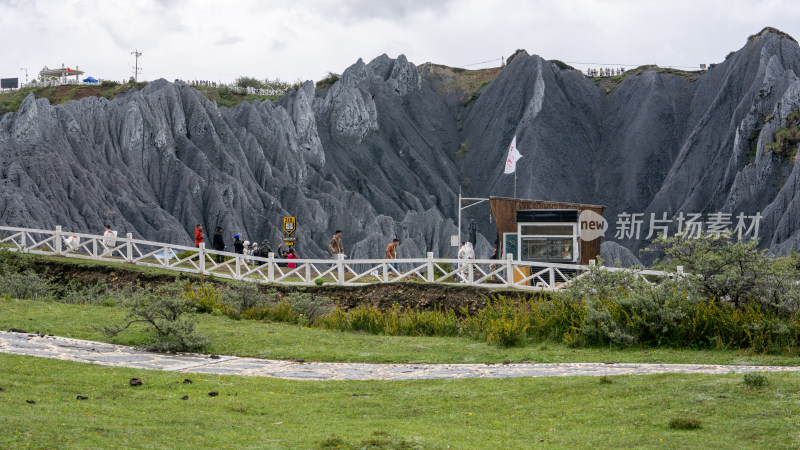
[194,224,204,247]
[287,247,297,269]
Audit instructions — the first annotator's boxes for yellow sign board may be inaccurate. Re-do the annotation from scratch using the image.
[283,217,296,235]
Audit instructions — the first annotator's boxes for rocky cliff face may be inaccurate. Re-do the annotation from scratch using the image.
[1,28,799,261]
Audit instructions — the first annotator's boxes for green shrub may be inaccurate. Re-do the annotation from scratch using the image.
[222,283,262,311]
[384,304,460,337]
[101,284,209,353]
[60,280,117,305]
[486,314,530,347]
[647,233,800,312]
[347,304,385,334]
[183,281,224,314]
[0,248,36,274]
[315,72,340,90]
[669,417,702,430]
[0,270,55,301]
[175,250,198,261]
[239,293,329,326]
[743,373,768,389]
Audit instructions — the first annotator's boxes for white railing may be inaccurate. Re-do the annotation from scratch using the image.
[0,225,675,291]
[23,79,106,88]
[185,80,286,96]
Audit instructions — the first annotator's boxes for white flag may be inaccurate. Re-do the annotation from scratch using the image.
[503,135,523,174]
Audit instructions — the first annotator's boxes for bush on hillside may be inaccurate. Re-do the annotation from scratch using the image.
[101,283,209,353]
[315,72,340,89]
[646,232,800,312]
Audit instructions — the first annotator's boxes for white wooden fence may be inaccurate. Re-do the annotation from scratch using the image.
[0,225,675,291]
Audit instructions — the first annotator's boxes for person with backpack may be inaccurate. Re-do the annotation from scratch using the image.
[212,226,225,263]
[233,235,244,254]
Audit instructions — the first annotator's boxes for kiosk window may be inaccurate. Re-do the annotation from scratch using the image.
[520,225,573,236]
[518,223,576,262]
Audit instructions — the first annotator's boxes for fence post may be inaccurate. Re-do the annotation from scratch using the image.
[268,252,275,282]
[92,238,98,259]
[426,252,434,282]
[236,254,242,280]
[21,231,26,251]
[676,265,684,280]
[199,243,206,274]
[337,253,344,284]
[468,261,474,285]
[55,225,62,255]
[125,233,133,262]
[549,267,555,288]
[506,254,513,288]
[382,262,388,283]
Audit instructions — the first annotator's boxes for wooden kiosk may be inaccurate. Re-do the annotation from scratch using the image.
[489,197,605,266]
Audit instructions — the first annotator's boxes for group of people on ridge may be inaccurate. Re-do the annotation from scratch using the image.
[193,224,296,266]
[193,226,401,266]
[586,67,625,77]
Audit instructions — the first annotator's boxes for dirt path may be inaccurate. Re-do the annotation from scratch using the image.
[3,331,799,381]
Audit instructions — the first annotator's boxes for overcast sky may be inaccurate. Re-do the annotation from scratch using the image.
[2,0,800,85]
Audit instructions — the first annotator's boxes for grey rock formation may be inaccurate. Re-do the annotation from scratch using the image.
[599,242,643,268]
[2,28,800,263]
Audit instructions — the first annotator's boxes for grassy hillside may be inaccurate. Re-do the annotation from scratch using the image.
[0,81,282,115]
[3,354,799,448]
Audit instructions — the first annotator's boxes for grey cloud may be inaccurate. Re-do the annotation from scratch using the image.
[320,0,456,24]
[215,34,244,46]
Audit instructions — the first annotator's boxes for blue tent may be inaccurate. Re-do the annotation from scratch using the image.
[82,76,98,83]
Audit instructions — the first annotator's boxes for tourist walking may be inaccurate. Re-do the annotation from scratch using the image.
[329,230,344,258]
[102,224,117,253]
[212,226,225,263]
[233,234,244,254]
[194,225,204,247]
[385,238,399,271]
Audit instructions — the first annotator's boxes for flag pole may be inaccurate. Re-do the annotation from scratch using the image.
[514,174,517,199]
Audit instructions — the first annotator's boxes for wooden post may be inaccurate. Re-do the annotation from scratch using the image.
[199,243,206,274]
[506,254,513,288]
[92,238,98,259]
[55,225,62,255]
[268,252,275,282]
[125,233,133,262]
[235,254,241,280]
[427,252,434,283]
[337,254,344,284]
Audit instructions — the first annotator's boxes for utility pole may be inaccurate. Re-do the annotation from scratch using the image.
[131,50,142,82]
[20,67,27,84]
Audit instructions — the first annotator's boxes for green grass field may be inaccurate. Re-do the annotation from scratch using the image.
[2,297,800,366]
[1,354,798,448]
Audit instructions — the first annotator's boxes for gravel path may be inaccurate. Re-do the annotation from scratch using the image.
[2,331,799,381]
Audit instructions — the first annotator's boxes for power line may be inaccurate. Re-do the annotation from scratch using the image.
[131,50,142,82]
[563,60,700,69]
[462,58,503,67]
